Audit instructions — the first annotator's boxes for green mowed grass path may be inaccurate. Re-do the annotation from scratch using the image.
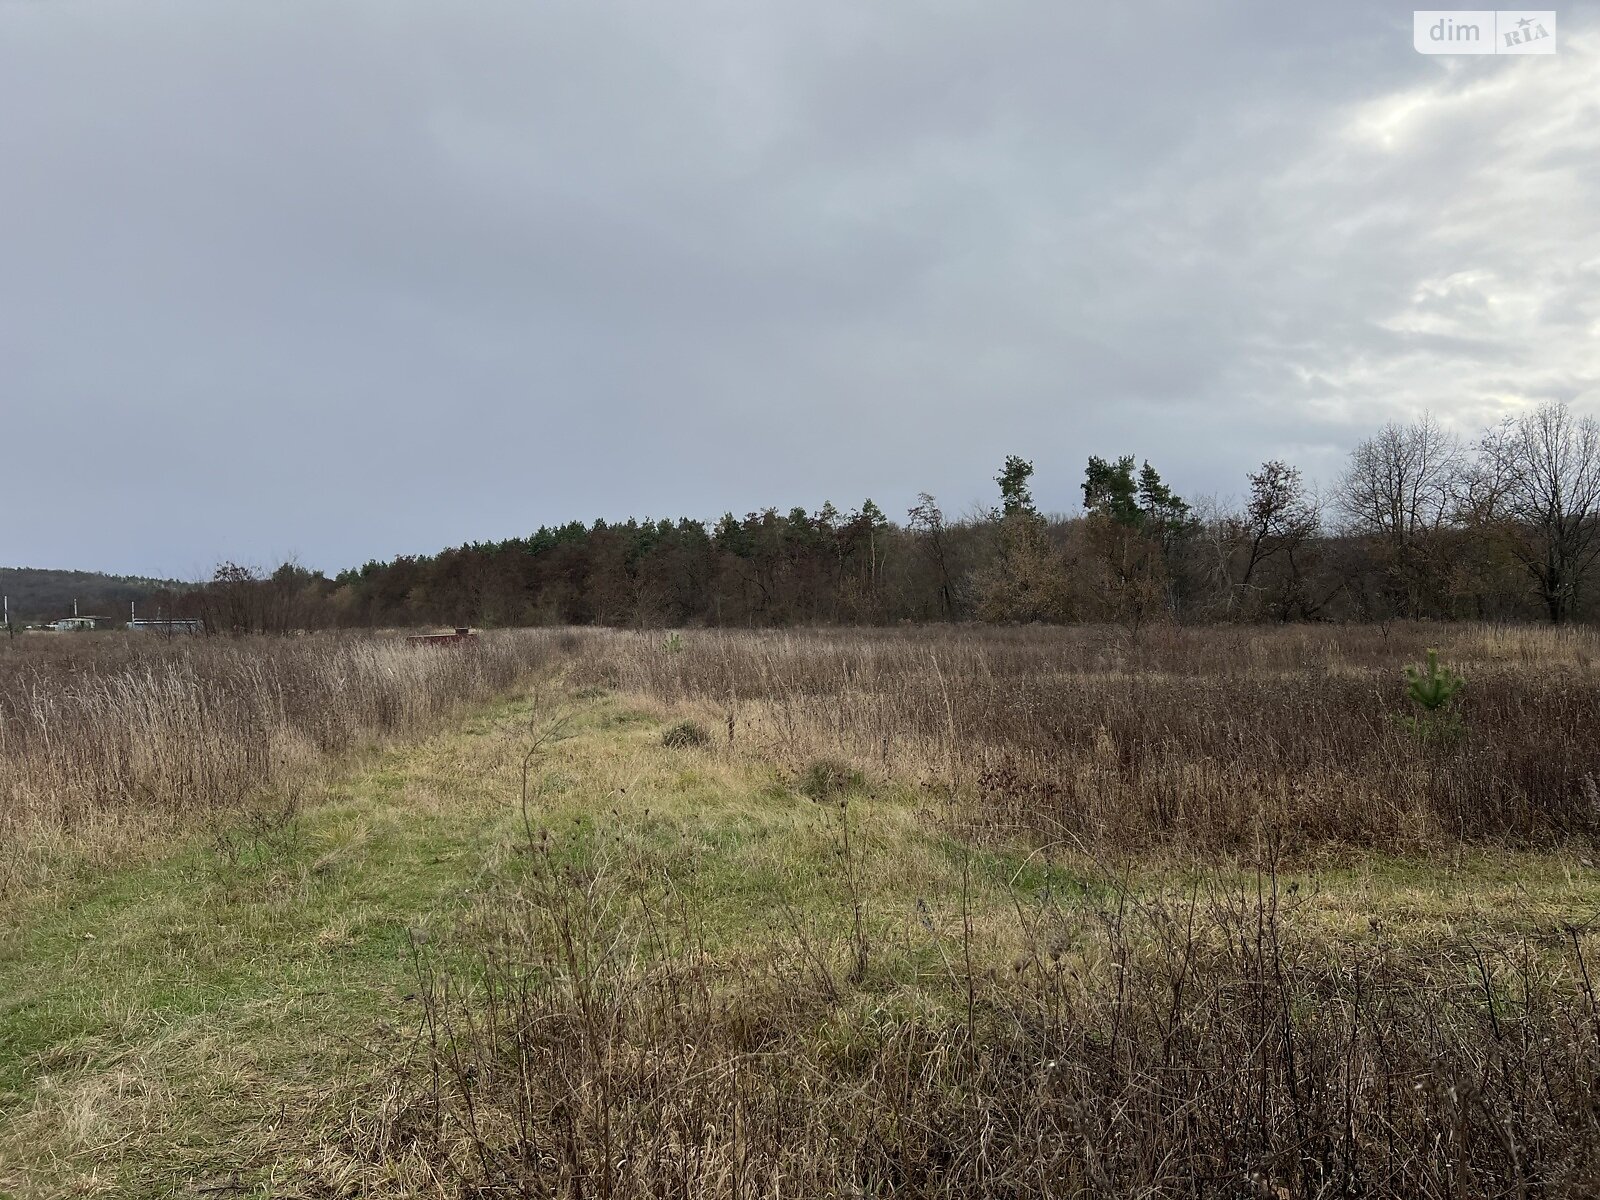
[0,699,549,1198]
[3,691,1597,1198]
[0,694,977,1198]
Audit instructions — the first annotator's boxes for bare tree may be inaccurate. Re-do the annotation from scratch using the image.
[1334,413,1464,615]
[1335,413,1463,539]
[906,492,955,618]
[1187,496,1240,618]
[1237,461,1319,605]
[1473,401,1600,623]
[201,561,261,634]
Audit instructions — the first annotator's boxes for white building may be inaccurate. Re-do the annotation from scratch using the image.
[48,616,106,631]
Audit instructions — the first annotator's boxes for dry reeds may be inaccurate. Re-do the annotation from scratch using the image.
[568,622,1600,853]
[0,631,567,883]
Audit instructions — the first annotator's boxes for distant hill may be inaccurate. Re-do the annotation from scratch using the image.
[0,567,190,624]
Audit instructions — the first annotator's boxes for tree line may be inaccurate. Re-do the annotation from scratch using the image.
[0,568,186,625]
[162,400,1600,632]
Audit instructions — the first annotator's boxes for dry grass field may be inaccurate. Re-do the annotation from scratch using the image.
[575,622,1600,850]
[3,623,1599,1197]
[0,631,562,894]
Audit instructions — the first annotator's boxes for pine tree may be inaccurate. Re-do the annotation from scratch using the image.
[1405,649,1464,711]
[996,456,1039,519]
[1083,455,1142,527]
[1399,649,1466,746]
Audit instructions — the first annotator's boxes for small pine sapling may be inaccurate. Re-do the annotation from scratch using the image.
[1400,648,1465,745]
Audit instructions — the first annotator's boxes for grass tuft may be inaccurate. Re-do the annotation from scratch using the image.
[659,719,711,749]
[797,758,866,802]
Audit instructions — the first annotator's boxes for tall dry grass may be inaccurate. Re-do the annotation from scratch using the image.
[0,631,563,886]
[570,623,1600,852]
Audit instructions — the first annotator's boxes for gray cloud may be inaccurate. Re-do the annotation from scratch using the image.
[4,0,1597,575]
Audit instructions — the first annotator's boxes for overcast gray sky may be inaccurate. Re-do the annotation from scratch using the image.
[4,1,1597,578]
